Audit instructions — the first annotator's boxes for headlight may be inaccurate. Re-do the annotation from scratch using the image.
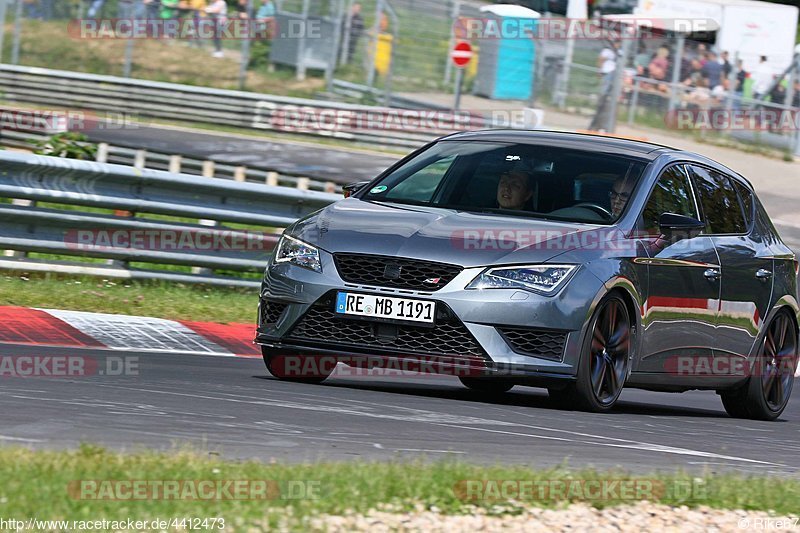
[274,235,322,273]
[466,264,576,295]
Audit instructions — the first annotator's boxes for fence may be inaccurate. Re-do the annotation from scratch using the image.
[0,150,339,287]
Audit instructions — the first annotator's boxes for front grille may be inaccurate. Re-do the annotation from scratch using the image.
[287,305,486,361]
[497,327,567,361]
[261,300,288,325]
[333,253,462,292]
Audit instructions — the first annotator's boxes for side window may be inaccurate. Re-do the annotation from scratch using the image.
[384,155,455,202]
[639,165,698,235]
[731,179,754,229]
[689,165,747,234]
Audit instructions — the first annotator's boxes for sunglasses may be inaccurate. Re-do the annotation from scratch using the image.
[609,190,631,200]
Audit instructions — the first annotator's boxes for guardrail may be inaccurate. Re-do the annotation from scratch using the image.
[0,151,340,287]
[0,129,341,193]
[0,65,492,150]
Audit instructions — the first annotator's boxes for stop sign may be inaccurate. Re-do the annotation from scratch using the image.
[450,41,473,68]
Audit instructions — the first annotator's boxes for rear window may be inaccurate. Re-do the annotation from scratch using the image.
[688,165,747,234]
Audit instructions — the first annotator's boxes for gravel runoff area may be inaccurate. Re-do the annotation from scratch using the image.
[306,502,800,532]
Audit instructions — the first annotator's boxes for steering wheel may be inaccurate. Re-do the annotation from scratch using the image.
[573,202,614,220]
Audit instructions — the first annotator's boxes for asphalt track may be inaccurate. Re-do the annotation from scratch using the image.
[87,126,397,183]
[1,343,799,475]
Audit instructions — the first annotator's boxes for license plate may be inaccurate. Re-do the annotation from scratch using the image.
[335,292,435,324]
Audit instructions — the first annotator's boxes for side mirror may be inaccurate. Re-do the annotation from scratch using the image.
[658,212,705,240]
[342,181,371,198]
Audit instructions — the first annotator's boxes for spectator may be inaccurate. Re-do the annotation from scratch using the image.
[161,0,180,20]
[769,83,786,106]
[87,0,105,18]
[752,55,774,99]
[347,2,365,63]
[256,0,275,19]
[205,0,227,58]
[701,51,722,89]
[648,47,669,81]
[732,58,747,109]
[255,0,276,38]
[682,58,703,86]
[720,51,732,79]
[234,0,249,18]
[634,42,650,77]
[143,0,161,20]
[598,41,618,94]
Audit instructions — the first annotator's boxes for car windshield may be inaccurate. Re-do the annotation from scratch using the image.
[361,141,648,224]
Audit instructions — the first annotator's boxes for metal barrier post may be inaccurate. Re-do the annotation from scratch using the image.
[11,0,22,65]
[627,77,640,126]
[667,34,684,113]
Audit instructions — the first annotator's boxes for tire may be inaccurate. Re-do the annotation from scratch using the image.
[262,347,334,384]
[551,294,632,413]
[459,376,514,394]
[720,311,798,421]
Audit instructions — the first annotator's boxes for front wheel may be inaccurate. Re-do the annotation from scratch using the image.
[551,294,632,412]
[720,311,797,421]
[262,348,334,384]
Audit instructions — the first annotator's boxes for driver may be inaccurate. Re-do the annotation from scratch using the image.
[497,170,534,211]
[609,176,635,218]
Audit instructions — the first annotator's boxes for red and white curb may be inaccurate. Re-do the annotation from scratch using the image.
[0,306,259,357]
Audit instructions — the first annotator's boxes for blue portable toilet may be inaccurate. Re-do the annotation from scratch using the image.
[474,4,540,101]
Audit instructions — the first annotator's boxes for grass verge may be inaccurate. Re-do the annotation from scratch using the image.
[0,272,257,323]
[1,445,799,531]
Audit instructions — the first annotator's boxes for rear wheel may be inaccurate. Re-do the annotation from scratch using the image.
[262,347,334,384]
[550,294,631,412]
[720,311,797,421]
[459,376,514,393]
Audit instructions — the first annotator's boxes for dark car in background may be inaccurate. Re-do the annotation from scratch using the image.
[256,130,799,420]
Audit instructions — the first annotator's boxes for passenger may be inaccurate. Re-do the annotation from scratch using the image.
[497,170,534,211]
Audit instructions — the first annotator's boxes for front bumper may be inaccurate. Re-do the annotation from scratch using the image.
[255,252,606,377]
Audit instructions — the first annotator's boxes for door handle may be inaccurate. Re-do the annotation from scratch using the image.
[756,269,773,281]
[704,268,721,280]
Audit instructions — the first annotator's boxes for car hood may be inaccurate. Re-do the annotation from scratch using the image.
[289,198,607,267]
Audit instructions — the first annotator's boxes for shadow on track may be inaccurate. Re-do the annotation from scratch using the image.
[253,374,730,419]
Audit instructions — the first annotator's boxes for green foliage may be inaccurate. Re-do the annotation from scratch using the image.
[29,132,98,161]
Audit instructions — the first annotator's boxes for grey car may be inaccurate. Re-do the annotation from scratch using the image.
[255,130,799,420]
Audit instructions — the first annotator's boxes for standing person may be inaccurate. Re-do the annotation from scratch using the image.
[752,56,774,100]
[733,58,747,109]
[347,2,365,63]
[701,51,722,89]
[87,0,105,18]
[143,0,161,20]
[255,0,276,39]
[720,50,732,79]
[598,41,618,95]
[205,0,227,58]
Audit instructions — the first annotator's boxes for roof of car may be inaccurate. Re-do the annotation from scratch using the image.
[440,129,678,160]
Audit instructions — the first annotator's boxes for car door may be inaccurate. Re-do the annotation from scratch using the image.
[635,164,721,373]
[688,165,774,365]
